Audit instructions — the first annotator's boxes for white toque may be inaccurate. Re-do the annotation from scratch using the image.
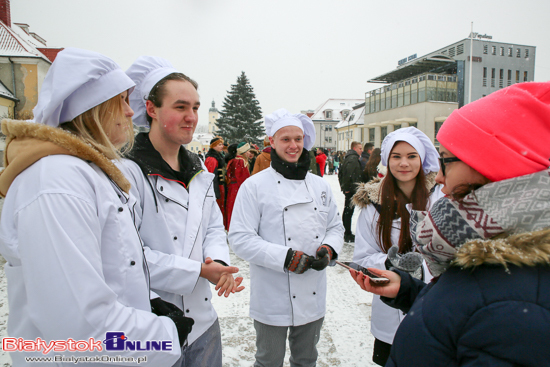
[380,127,440,174]
[33,48,135,127]
[264,108,316,151]
[125,56,180,127]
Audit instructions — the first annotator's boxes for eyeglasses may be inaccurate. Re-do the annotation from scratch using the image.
[438,156,461,176]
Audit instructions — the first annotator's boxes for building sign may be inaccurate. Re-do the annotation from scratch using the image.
[470,32,492,40]
[398,54,417,66]
[467,56,482,62]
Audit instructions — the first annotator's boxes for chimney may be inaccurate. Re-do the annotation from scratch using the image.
[0,0,10,27]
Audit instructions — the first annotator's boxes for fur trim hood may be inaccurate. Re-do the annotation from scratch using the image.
[0,119,130,197]
[352,172,437,209]
[453,228,550,269]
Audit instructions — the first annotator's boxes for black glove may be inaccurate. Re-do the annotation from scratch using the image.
[284,249,314,274]
[311,245,334,271]
[387,246,423,279]
[150,298,194,347]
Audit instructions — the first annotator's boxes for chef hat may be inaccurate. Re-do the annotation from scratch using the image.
[125,56,180,127]
[380,127,440,174]
[264,108,315,151]
[33,48,135,127]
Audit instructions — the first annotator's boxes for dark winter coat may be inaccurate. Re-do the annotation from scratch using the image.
[338,149,363,193]
[309,150,320,176]
[359,151,370,170]
[383,228,550,367]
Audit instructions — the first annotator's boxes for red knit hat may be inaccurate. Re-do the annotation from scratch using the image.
[437,82,550,182]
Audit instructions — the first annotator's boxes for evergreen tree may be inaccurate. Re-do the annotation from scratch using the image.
[216,72,264,145]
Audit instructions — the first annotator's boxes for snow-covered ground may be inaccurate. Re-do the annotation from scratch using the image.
[0,174,377,366]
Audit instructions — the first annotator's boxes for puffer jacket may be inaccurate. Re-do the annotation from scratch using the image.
[338,149,362,193]
[384,229,550,367]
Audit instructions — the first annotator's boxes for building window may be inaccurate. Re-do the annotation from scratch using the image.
[457,44,464,55]
[449,47,455,57]
[491,68,496,88]
[324,110,332,119]
[499,69,504,88]
[499,47,504,56]
[517,48,521,58]
[342,110,350,120]
[381,127,388,140]
[491,46,496,55]
[516,70,520,83]
[435,121,444,137]
[409,122,417,128]
[483,67,487,87]
[525,49,529,58]
[369,128,375,143]
[507,70,512,86]
[483,45,488,54]
[524,71,528,82]
[508,47,513,57]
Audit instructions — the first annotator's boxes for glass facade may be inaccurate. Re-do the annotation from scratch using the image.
[365,73,457,115]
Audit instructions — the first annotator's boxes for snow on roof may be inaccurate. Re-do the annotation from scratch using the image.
[310,98,364,121]
[0,21,50,62]
[0,80,16,100]
[335,104,365,129]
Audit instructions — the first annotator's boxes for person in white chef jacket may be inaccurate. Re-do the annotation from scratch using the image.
[229,108,344,367]
[120,56,244,367]
[0,48,184,366]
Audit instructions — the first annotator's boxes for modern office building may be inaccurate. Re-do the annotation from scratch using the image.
[358,36,536,147]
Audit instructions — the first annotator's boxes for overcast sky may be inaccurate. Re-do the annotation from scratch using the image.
[11,0,550,127]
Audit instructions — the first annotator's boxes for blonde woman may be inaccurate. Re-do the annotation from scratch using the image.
[0,48,187,366]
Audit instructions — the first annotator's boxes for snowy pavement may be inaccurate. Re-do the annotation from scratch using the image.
[0,174,377,366]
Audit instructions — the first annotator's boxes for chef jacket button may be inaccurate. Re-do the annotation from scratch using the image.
[165,198,169,202]
[130,261,136,266]
[173,236,178,240]
[314,207,317,210]
[278,181,280,184]
[313,292,316,295]
[285,208,288,211]
[205,298,208,301]
[160,186,164,191]
[288,238,291,241]
[118,207,123,212]
[316,236,319,239]
[293,295,296,299]
[186,309,190,313]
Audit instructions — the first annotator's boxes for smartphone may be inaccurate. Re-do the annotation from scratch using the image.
[336,261,390,284]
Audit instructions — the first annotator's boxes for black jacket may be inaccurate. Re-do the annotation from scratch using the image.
[338,149,363,193]
[359,151,370,170]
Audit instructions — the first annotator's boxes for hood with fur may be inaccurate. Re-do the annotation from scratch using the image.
[0,119,130,197]
[453,228,550,270]
[352,172,437,209]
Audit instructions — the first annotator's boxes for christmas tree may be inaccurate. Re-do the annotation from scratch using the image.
[216,72,264,145]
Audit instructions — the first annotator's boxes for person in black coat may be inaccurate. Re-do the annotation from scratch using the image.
[338,141,364,242]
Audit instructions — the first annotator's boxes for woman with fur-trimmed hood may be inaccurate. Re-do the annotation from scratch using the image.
[351,127,443,366]
[351,82,550,366]
[0,48,185,366]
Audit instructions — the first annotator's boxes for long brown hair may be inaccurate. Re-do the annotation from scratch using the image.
[377,164,430,254]
[364,148,381,180]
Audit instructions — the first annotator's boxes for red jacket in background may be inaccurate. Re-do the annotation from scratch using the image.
[316,153,327,177]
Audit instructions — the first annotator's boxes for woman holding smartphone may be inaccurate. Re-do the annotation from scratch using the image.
[352,82,550,366]
[0,48,188,366]
[351,127,443,366]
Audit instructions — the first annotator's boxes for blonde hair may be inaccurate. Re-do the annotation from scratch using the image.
[60,94,134,159]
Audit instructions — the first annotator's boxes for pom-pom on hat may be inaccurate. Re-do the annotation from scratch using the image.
[381,127,440,174]
[437,82,550,182]
[264,108,315,151]
[33,48,135,127]
[125,56,179,127]
[237,142,251,155]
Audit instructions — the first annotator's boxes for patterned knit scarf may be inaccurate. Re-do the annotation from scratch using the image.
[411,169,550,277]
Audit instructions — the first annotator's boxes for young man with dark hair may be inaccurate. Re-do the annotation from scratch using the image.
[229,108,344,367]
[360,142,375,170]
[121,56,244,367]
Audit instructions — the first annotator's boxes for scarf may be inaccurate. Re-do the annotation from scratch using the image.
[128,133,203,189]
[411,169,550,277]
[270,148,311,180]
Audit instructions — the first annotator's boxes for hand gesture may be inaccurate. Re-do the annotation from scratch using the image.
[200,257,245,297]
